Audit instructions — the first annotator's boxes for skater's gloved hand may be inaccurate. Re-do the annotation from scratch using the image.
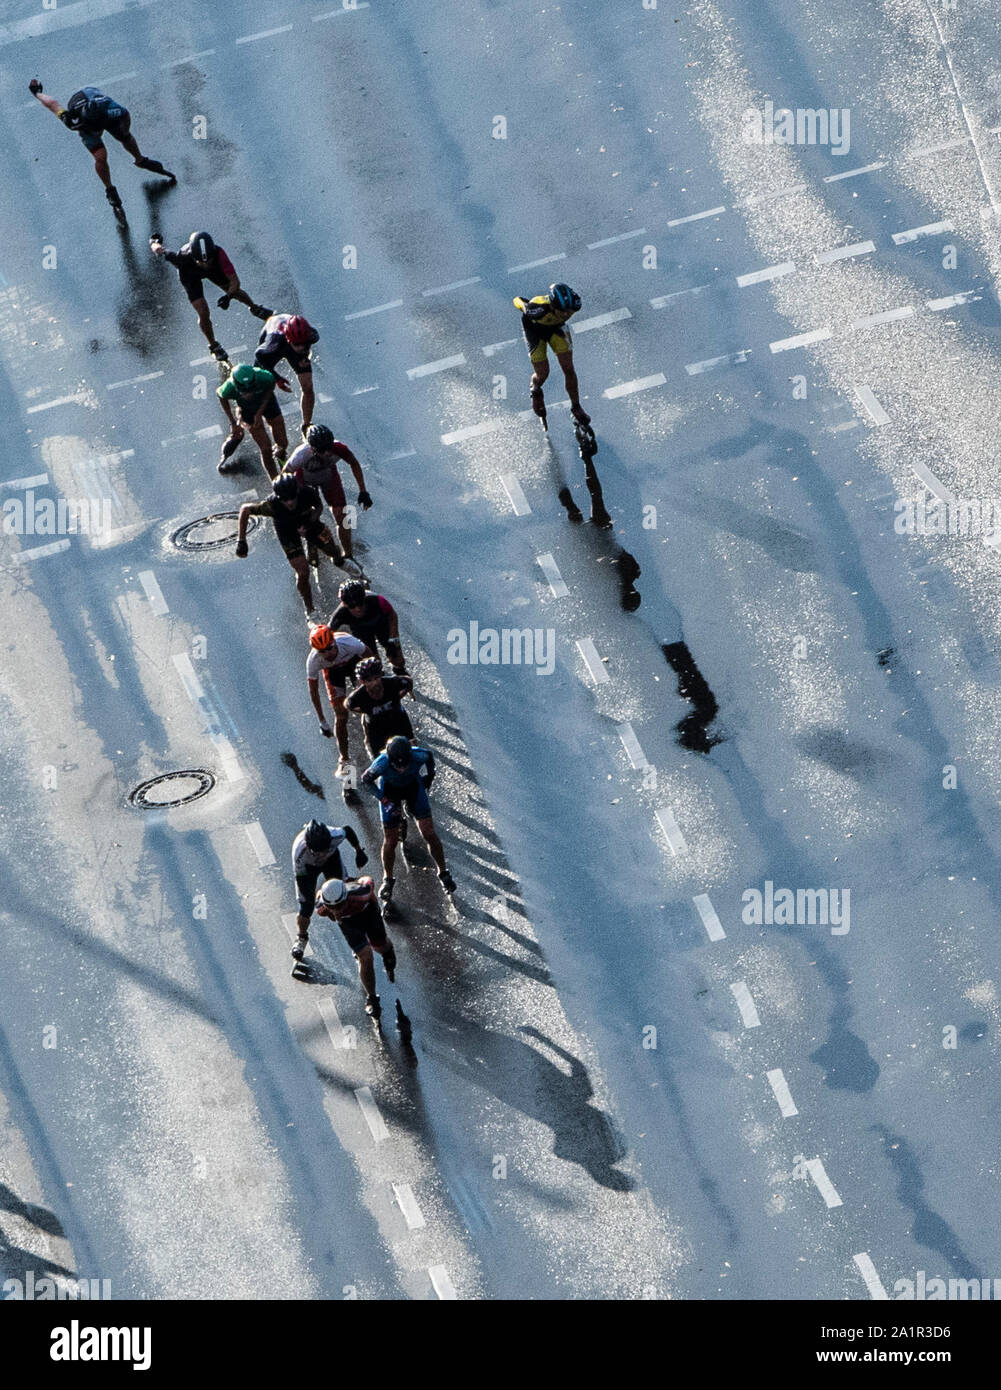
[357,490,373,510]
[29,78,43,95]
[355,849,369,869]
[216,294,231,310]
[275,374,293,392]
[318,720,333,738]
[149,236,164,255]
[234,538,248,559]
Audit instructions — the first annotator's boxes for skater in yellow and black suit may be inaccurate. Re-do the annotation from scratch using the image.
[513,282,590,424]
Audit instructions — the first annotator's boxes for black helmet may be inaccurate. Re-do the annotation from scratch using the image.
[357,657,383,682]
[338,580,366,608]
[306,423,335,452]
[549,282,580,312]
[304,820,332,852]
[386,735,412,770]
[186,231,215,263]
[273,472,298,501]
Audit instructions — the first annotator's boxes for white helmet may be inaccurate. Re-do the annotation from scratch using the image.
[319,879,347,907]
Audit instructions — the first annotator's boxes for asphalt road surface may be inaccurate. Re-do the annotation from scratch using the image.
[2,0,1001,1302]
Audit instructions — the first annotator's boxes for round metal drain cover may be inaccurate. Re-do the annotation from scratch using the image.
[171,512,260,551]
[129,770,215,809]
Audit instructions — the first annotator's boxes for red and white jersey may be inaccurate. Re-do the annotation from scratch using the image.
[306,632,368,681]
[316,876,377,920]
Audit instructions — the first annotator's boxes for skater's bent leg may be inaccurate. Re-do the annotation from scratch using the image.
[381,825,401,878]
[332,507,353,559]
[270,413,288,459]
[556,351,582,408]
[298,374,315,433]
[228,282,255,309]
[192,297,216,345]
[333,694,350,761]
[92,146,112,189]
[249,420,276,478]
[354,944,377,998]
[416,816,447,874]
[289,555,315,612]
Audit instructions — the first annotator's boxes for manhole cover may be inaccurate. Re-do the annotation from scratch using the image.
[129,770,215,809]
[171,512,261,551]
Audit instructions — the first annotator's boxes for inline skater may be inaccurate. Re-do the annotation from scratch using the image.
[217,363,289,478]
[289,818,368,969]
[284,425,372,564]
[305,625,373,777]
[513,283,590,426]
[29,79,174,223]
[314,876,397,1020]
[347,657,415,760]
[149,231,271,360]
[362,735,455,907]
[234,473,344,615]
[254,314,320,433]
[328,582,405,672]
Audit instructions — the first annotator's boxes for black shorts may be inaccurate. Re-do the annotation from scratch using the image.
[179,264,230,304]
[295,852,344,917]
[238,393,282,426]
[364,711,414,760]
[337,902,387,955]
[279,520,338,562]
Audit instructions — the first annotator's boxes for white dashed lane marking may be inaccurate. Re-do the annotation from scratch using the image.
[766,1068,799,1118]
[928,290,981,310]
[744,184,807,206]
[500,475,531,516]
[769,327,832,353]
[106,371,164,391]
[806,1158,844,1209]
[392,1183,427,1231]
[587,228,647,249]
[650,284,712,309]
[853,1253,889,1299]
[235,25,294,44]
[212,736,244,784]
[573,307,632,333]
[910,136,970,158]
[735,261,795,286]
[655,807,687,857]
[354,1086,389,1144]
[692,893,724,940]
[314,1,370,17]
[138,571,169,616]
[667,206,725,227]
[892,219,955,243]
[853,385,890,426]
[2,473,49,490]
[576,638,609,685]
[507,252,567,273]
[481,339,519,357]
[428,1265,458,1300]
[344,299,404,321]
[730,981,761,1028]
[13,539,71,562]
[244,822,276,868]
[162,49,216,68]
[421,276,481,297]
[191,345,246,366]
[815,240,875,264]
[603,372,666,399]
[536,552,569,598]
[316,996,349,1051]
[406,354,466,379]
[172,653,205,702]
[911,461,955,505]
[616,722,648,769]
[383,448,417,461]
[441,418,506,446]
[823,161,886,182]
[685,350,751,376]
[852,305,914,329]
[26,393,88,414]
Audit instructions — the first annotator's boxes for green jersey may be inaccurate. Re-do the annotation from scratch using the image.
[218,366,277,412]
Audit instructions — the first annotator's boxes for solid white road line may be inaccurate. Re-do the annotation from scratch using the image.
[656,808,688,856]
[421,276,481,297]
[853,306,914,329]
[172,653,205,702]
[766,1068,799,1118]
[911,462,955,505]
[406,353,466,379]
[106,371,164,390]
[603,372,666,399]
[244,822,276,868]
[806,1158,843,1208]
[769,327,832,353]
[667,206,725,226]
[853,385,890,426]
[344,299,404,321]
[616,722,649,769]
[428,1265,458,1300]
[927,290,981,310]
[853,1252,889,1299]
[650,284,713,308]
[354,1086,389,1144]
[13,540,71,562]
[587,228,647,249]
[2,473,49,490]
[138,571,169,616]
[815,240,875,264]
[235,25,293,44]
[685,350,751,375]
[481,338,519,356]
[692,893,725,941]
[536,552,569,598]
[507,252,567,273]
[576,637,609,685]
[823,161,886,182]
[441,418,506,446]
[392,1183,427,1231]
[573,307,632,332]
[316,996,348,1051]
[500,475,531,516]
[26,393,87,414]
[735,261,795,286]
[730,981,761,1028]
[892,219,954,245]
